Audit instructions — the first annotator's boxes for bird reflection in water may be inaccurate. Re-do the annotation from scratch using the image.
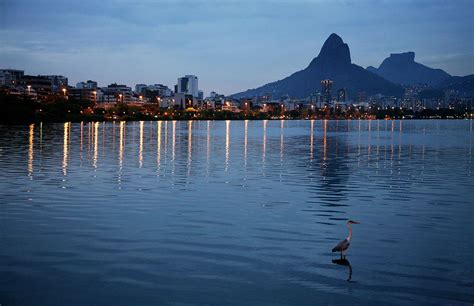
[332,258,353,282]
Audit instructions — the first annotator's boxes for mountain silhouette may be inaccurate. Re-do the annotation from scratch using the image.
[232,33,403,99]
[367,52,451,86]
[436,74,474,97]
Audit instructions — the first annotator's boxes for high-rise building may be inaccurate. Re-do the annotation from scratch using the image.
[177,75,198,97]
[337,88,346,102]
[321,79,333,103]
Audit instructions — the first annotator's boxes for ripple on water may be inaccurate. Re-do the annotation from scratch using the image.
[0,120,473,305]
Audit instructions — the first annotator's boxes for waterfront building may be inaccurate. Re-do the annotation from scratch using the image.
[239,98,252,110]
[177,75,199,97]
[201,99,215,109]
[76,80,97,90]
[337,88,346,102]
[0,69,25,86]
[68,88,97,103]
[159,93,195,109]
[40,75,68,92]
[321,79,333,103]
[20,75,53,95]
[135,84,173,99]
[152,84,173,97]
[102,83,132,103]
[135,84,147,94]
[208,93,225,109]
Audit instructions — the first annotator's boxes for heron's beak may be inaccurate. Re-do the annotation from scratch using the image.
[352,221,360,224]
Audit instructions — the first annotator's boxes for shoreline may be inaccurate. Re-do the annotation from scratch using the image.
[1,117,472,126]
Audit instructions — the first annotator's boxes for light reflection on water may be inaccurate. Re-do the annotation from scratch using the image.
[0,120,473,305]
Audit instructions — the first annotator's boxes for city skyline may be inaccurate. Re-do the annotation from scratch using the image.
[1,0,473,96]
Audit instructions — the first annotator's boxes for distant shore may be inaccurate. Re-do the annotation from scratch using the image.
[1,116,471,126]
[1,91,472,124]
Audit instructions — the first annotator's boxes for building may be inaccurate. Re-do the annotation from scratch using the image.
[321,79,333,103]
[77,80,98,90]
[239,98,252,110]
[160,93,196,109]
[68,88,97,103]
[200,99,215,109]
[207,93,225,109]
[135,83,172,99]
[337,89,346,102]
[135,84,147,94]
[40,75,68,92]
[148,84,172,97]
[177,75,198,97]
[101,83,132,103]
[0,69,24,86]
[20,75,53,95]
[222,99,240,112]
[156,84,172,97]
[175,93,196,109]
[0,72,13,86]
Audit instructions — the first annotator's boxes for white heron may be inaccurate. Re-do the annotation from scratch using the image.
[332,220,360,258]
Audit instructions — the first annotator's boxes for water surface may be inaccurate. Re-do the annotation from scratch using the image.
[1,120,473,305]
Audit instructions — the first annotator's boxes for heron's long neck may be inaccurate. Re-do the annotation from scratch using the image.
[346,224,352,241]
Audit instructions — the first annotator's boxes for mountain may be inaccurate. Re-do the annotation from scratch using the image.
[232,34,404,99]
[436,74,474,97]
[367,52,451,86]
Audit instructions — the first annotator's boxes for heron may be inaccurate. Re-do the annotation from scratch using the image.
[332,220,360,258]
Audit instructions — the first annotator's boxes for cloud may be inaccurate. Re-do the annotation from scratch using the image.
[1,0,473,95]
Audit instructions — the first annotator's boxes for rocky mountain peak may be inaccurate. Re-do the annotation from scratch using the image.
[314,33,351,66]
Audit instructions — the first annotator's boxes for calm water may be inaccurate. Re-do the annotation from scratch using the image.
[1,120,473,305]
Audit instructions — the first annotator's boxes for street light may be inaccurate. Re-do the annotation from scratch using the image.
[92,91,97,104]
[62,88,67,96]
[27,85,31,94]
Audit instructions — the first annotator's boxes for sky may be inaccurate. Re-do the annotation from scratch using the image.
[0,0,473,96]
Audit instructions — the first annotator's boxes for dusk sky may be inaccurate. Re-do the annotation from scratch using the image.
[1,0,473,96]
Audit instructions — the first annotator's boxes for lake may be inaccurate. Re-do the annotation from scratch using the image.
[1,120,473,305]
